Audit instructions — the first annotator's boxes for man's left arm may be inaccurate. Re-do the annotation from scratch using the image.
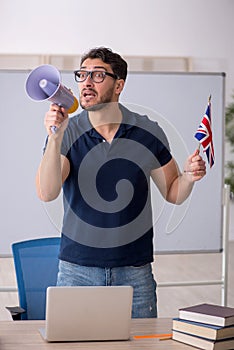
[151,149,206,205]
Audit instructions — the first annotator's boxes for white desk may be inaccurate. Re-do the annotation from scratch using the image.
[0,318,194,349]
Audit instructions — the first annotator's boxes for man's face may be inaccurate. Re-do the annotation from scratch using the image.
[77,58,121,110]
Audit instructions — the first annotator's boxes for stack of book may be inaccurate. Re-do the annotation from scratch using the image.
[172,303,234,350]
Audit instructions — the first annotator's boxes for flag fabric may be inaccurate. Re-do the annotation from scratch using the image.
[194,98,215,168]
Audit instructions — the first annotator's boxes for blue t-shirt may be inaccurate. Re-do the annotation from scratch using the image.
[59,104,172,267]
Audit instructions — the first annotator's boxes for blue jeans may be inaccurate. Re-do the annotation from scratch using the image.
[57,260,157,318]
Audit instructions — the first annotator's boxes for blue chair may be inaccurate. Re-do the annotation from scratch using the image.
[9,237,60,320]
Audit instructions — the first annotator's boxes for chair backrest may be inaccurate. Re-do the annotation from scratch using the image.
[12,237,60,320]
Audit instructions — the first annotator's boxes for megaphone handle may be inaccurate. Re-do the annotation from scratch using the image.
[50,102,62,133]
[50,126,57,134]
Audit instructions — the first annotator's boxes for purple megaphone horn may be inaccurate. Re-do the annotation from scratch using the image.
[25,64,79,133]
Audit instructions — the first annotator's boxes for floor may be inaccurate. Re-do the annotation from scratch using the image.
[155,240,234,317]
[0,241,233,320]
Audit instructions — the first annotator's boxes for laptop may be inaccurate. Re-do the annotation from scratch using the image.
[39,285,133,342]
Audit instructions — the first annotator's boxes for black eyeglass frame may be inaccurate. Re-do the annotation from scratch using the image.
[74,70,120,83]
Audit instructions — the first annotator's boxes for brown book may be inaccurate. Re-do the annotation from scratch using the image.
[179,304,234,327]
[172,331,234,350]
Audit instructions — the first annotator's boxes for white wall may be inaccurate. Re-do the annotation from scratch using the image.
[1,0,234,239]
[1,0,233,101]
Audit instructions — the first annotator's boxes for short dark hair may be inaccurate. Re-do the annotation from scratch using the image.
[80,47,128,81]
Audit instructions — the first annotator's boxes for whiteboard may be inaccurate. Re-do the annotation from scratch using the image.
[0,70,225,254]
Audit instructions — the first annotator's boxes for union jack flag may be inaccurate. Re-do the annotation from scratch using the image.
[194,97,215,168]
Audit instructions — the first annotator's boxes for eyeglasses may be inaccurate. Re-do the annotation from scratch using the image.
[74,70,119,83]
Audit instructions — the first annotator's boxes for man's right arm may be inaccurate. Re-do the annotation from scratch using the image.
[35,104,70,202]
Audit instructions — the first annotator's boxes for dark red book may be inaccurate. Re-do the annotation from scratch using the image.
[179,304,234,327]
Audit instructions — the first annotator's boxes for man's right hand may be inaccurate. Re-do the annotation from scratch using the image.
[44,104,69,136]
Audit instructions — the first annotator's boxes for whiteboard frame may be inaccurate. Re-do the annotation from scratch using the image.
[0,70,225,255]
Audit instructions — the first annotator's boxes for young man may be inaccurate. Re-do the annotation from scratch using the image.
[36,47,206,318]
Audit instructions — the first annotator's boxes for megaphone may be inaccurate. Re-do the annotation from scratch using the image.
[25,64,79,133]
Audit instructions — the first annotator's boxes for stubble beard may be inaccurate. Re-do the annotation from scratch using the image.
[80,86,116,111]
